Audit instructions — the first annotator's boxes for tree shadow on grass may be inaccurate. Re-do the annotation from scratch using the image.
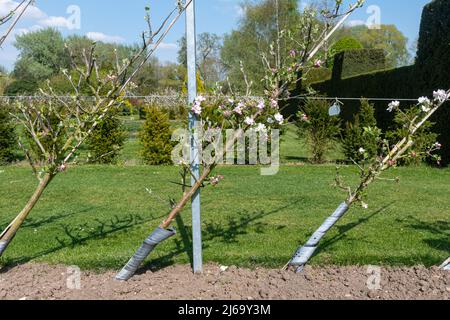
[138,200,301,272]
[397,216,450,263]
[0,212,154,273]
[1,199,300,273]
[308,202,394,259]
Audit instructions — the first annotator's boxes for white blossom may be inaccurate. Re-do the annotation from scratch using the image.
[244,117,255,126]
[387,101,400,112]
[255,123,266,132]
[274,113,284,124]
[257,100,265,110]
[433,90,449,103]
[359,147,366,154]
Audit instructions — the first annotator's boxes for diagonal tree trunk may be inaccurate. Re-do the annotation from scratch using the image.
[0,173,53,256]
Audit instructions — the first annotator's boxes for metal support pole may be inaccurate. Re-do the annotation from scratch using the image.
[186,0,202,274]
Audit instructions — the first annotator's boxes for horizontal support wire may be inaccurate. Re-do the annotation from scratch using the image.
[0,95,421,102]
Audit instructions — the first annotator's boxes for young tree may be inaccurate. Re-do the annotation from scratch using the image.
[296,99,341,164]
[287,90,450,272]
[140,105,174,165]
[0,1,193,256]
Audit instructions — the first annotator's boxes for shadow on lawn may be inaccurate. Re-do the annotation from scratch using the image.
[0,200,300,273]
[401,216,450,261]
[138,200,301,272]
[317,202,394,254]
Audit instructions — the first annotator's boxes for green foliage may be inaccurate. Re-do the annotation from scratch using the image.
[221,0,302,93]
[311,0,450,165]
[4,80,39,95]
[327,36,363,68]
[13,28,70,86]
[0,105,17,164]
[86,111,126,164]
[332,49,386,79]
[386,106,438,166]
[342,100,380,163]
[335,24,411,67]
[139,105,174,165]
[296,99,341,164]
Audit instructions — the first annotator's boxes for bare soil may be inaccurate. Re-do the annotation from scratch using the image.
[0,263,449,300]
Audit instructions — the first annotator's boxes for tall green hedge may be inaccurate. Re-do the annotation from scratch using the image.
[308,0,450,165]
[332,49,386,80]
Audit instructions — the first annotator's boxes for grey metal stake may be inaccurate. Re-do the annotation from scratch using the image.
[186,0,203,274]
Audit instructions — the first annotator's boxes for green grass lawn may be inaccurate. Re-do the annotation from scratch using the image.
[0,164,448,270]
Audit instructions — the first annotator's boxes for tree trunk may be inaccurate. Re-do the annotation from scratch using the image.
[0,173,53,256]
[288,202,349,272]
[115,165,214,281]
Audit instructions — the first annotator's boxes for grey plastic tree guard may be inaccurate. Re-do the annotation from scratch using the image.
[290,202,349,271]
[116,227,176,281]
[441,258,450,271]
[0,240,8,256]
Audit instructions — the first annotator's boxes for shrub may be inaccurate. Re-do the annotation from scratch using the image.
[327,36,364,68]
[386,106,438,166]
[0,105,18,164]
[342,99,380,163]
[86,111,126,164]
[296,99,341,164]
[140,105,174,165]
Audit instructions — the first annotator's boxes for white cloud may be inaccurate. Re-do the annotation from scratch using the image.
[0,0,46,20]
[38,16,73,29]
[158,42,178,50]
[86,32,125,44]
[346,20,366,28]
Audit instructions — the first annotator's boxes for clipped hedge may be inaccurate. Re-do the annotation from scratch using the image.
[332,49,386,80]
[327,36,364,69]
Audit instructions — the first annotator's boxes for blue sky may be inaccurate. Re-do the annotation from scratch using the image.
[0,0,431,71]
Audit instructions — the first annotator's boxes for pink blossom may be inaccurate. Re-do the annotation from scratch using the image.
[270,99,278,108]
[313,59,322,68]
[435,142,442,150]
[192,102,202,115]
[289,49,297,58]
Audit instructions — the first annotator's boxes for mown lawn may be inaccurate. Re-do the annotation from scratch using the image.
[0,164,448,270]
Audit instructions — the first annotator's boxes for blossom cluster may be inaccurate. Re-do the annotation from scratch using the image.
[191,95,285,132]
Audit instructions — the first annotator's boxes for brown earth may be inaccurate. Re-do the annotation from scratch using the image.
[0,263,449,300]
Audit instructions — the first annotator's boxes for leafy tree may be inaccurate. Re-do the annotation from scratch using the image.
[178,32,223,87]
[221,0,301,93]
[140,105,174,165]
[336,25,411,67]
[13,28,69,84]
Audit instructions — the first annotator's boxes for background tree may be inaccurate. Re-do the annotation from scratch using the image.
[221,0,301,93]
[139,105,174,165]
[178,32,223,88]
[13,28,70,85]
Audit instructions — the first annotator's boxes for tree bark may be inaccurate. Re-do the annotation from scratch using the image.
[0,173,53,256]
